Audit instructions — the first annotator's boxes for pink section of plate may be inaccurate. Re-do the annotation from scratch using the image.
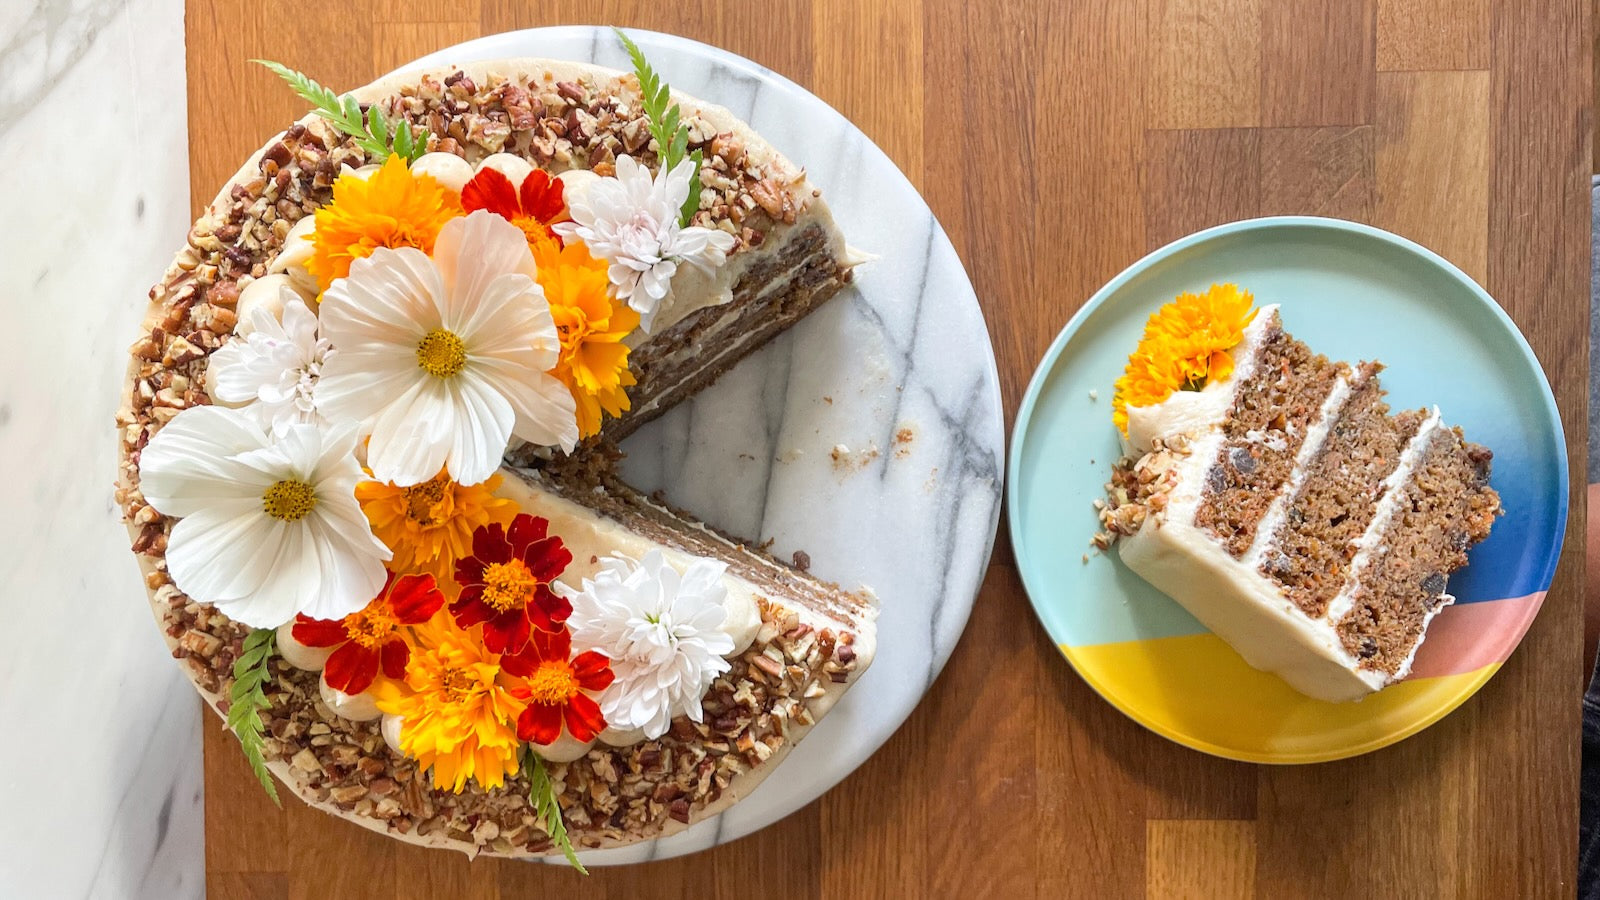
[1406,592,1547,679]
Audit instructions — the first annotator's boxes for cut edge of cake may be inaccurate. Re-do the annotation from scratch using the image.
[1104,304,1502,702]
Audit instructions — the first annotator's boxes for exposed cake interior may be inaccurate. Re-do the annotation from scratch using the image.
[1193,319,1347,557]
[1331,424,1498,674]
[1104,302,1502,701]
[604,220,852,440]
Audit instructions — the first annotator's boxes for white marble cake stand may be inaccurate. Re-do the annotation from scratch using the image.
[403,27,1003,865]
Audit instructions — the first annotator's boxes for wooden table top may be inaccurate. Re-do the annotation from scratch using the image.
[190,1,1590,896]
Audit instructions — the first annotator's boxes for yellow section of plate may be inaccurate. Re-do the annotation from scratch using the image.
[1062,634,1498,764]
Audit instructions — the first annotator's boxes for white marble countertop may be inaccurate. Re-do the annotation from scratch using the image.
[0,0,202,896]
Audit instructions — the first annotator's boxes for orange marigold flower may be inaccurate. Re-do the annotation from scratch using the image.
[356,470,517,584]
[461,167,568,257]
[371,612,528,793]
[305,155,463,291]
[502,627,614,745]
[1112,283,1257,435]
[292,571,446,694]
[534,241,639,438]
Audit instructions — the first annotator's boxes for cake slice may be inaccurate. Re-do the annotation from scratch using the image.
[115,49,875,859]
[1100,290,1501,702]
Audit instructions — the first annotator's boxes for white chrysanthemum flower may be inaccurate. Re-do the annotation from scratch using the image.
[315,210,578,487]
[560,550,736,739]
[208,291,334,436]
[553,155,736,333]
[138,405,391,628]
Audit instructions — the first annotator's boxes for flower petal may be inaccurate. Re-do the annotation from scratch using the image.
[433,212,538,329]
[388,573,446,623]
[517,703,562,745]
[379,637,410,681]
[138,407,275,516]
[325,643,379,694]
[292,615,350,648]
[449,595,493,629]
[564,692,607,743]
[363,376,456,487]
[440,372,515,487]
[571,651,615,691]
[163,502,287,606]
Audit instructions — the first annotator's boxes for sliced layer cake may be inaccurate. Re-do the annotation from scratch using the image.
[1101,289,1501,702]
[116,44,876,860]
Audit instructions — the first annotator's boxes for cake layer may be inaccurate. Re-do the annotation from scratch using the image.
[1260,366,1426,617]
[1333,424,1498,674]
[1193,321,1347,557]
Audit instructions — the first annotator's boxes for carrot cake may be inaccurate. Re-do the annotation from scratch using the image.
[114,34,875,864]
[1098,285,1501,702]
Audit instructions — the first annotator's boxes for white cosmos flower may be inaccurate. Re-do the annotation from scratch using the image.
[138,405,391,629]
[315,210,578,487]
[553,155,736,333]
[208,291,334,436]
[559,550,735,739]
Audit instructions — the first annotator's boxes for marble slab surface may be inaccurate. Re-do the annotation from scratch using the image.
[0,0,202,896]
[407,27,1005,865]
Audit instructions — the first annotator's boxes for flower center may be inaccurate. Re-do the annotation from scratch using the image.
[261,479,317,521]
[516,217,562,254]
[525,661,579,705]
[480,560,537,612]
[439,666,479,703]
[416,328,467,378]
[341,603,396,650]
[401,472,451,526]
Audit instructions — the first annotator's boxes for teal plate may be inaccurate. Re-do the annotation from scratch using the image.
[1007,216,1567,763]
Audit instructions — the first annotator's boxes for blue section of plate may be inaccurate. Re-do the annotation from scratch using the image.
[1010,216,1566,649]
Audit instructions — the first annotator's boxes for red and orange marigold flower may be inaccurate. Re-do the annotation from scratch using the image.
[460,167,568,257]
[451,514,573,655]
[292,572,447,694]
[503,626,614,744]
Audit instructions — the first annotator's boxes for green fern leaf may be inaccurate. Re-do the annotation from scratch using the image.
[525,750,587,874]
[227,628,281,807]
